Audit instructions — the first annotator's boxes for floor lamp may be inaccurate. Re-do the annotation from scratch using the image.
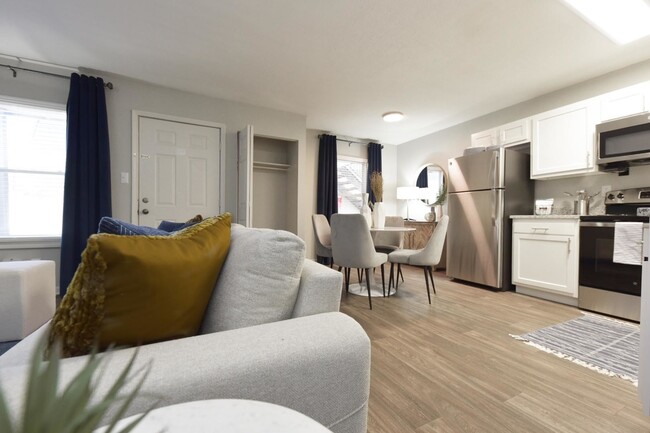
[396,186,421,220]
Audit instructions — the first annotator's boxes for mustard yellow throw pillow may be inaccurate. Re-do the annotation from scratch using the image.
[50,213,231,357]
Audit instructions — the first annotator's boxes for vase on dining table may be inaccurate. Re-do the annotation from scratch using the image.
[372,201,385,229]
[360,193,372,228]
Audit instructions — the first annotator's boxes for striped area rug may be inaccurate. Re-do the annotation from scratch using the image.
[511,314,639,385]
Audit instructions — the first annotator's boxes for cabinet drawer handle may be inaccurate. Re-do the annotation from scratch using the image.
[531,227,549,231]
[567,238,571,253]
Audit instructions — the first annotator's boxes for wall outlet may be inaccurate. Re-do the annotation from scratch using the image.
[121,172,129,184]
[601,185,612,194]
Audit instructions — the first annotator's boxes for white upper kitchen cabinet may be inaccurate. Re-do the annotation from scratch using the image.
[471,118,531,148]
[531,99,599,179]
[499,118,531,146]
[470,128,497,148]
[599,82,650,122]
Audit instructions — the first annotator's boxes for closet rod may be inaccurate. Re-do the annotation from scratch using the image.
[1,63,114,89]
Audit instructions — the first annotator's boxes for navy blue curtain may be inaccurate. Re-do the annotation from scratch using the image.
[316,134,338,265]
[59,73,112,295]
[367,142,382,204]
[416,167,428,188]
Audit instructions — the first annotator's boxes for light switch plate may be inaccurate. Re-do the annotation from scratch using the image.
[120,172,129,184]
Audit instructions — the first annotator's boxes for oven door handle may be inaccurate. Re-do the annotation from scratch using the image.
[580,221,650,228]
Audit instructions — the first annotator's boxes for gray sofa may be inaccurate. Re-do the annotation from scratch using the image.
[0,225,371,433]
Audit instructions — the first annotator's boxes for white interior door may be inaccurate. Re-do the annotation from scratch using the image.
[136,115,222,227]
[237,125,253,227]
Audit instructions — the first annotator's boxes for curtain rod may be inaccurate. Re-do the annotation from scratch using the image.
[1,63,114,89]
[318,134,383,148]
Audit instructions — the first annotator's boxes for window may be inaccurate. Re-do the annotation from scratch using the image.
[0,99,66,238]
[337,156,368,214]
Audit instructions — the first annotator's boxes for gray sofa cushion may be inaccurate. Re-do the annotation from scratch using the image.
[201,224,305,333]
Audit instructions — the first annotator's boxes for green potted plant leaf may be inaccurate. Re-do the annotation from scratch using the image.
[425,183,447,222]
[0,338,152,433]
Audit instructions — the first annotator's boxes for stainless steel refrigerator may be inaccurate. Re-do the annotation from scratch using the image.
[446,147,533,291]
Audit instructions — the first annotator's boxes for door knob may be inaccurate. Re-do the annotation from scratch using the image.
[142,197,149,203]
[142,209,149,215]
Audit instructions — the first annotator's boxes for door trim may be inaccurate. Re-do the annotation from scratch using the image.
[131,111,226,223]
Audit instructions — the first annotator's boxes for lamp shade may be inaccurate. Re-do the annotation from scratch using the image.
[396,186,421,200]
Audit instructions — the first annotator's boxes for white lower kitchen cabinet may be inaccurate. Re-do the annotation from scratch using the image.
[511,216,580,305]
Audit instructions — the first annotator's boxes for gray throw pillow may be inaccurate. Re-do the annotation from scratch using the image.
[200,224,305,333]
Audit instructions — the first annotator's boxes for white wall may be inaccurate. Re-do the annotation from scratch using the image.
[304,129,397,259]
[84,69,307,231]
[397,58,650,215]
[7,56,650,277]
[0,67,308,290]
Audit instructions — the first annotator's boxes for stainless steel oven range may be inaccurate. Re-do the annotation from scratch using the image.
[579,187,650,322]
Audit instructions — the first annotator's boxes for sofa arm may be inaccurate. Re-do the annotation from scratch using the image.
[292,259,343,318]
[0,312,370,433]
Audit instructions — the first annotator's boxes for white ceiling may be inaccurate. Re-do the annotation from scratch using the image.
[3,0,650,145]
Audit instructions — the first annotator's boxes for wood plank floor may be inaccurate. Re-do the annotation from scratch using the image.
[339,266,650,433]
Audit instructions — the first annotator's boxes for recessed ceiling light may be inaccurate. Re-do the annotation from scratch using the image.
[562,0,650,45]
[382,112,405,122]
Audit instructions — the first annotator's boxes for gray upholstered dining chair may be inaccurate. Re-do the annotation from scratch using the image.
[312,214,334,267]
[373,216,404,253]
[373,215,405,283]
[388,215,449,304]
[331,213,388,310]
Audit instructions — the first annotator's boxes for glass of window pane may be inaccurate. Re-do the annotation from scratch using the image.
[337,158,368,214]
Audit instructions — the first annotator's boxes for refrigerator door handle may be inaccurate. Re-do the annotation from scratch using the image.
[491,189,498,227]
[493,152,499,189]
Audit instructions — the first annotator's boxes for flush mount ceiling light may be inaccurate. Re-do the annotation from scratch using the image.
[382,112,405,122]
[562,0,650,45]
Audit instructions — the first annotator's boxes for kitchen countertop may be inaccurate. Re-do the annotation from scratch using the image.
[510,214,582,219]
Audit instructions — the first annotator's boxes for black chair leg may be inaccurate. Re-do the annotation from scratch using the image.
[399,267,404,283]
[395,263,402,292]
[428,266,436,295]
[357,268,363,284]
[364,268,372,310]
[388,263,394,294]
[345,268,350,293]
[381,264,386,297]
[423,267,432,304]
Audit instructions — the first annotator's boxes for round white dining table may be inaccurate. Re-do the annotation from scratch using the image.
[347,226,415,298]
[369,226,416,232]
[95,399,332,433]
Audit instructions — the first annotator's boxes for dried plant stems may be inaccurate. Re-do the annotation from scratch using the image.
[370,171,383,202]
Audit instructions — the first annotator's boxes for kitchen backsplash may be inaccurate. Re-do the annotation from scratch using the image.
[534,164,650,215]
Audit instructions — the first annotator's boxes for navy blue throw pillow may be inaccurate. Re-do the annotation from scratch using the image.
[97,217,171,236]
[157,220,187,232]
[157,215,203,232]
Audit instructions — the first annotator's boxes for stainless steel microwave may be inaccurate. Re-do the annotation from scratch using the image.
[597,112,650,171]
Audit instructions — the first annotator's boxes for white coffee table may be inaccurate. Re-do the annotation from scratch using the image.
[97,399,332,433]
